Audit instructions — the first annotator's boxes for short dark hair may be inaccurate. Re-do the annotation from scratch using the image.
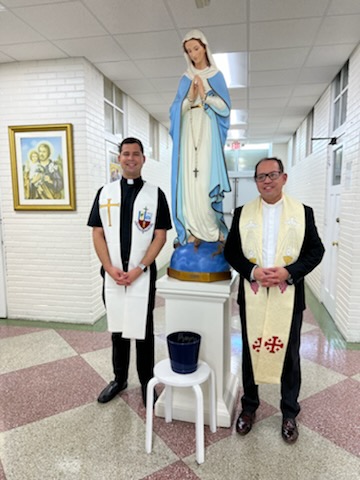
[254,157,284,178]
[119,137,144,154]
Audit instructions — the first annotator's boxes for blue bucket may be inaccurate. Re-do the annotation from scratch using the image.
[167,331,201,374]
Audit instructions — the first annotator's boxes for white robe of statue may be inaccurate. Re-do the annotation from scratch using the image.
[180,79,228,242]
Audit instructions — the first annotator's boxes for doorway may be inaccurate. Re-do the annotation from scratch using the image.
[322,146,342,319]
[223,172,258,230]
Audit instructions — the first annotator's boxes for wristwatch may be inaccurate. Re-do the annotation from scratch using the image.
[138,263,148,273]
[287,273,294,285]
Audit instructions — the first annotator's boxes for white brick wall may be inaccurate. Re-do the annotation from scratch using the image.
[0,58,174,324]
[0,58,105,323]
[335,44,360,342]
[286,45,360,341]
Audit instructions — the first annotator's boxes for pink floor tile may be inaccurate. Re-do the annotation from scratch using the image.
[300,378,360,457]
[0,325,42,339]
[142,460,200,479]
[57,329,112,354]
[0,460,5,480]
[303,307,318,326]
[301,329,360,377]
[0,356,107,432]
[121,385,149,414]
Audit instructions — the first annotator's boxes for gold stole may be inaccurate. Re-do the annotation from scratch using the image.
[240,195,305,384]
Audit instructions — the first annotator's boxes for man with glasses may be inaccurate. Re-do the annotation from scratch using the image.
[224,157,324,443]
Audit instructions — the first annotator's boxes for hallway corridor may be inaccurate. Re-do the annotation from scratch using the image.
[1,289,359,480]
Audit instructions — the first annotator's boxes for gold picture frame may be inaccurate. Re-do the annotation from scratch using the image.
[8,123,75,211]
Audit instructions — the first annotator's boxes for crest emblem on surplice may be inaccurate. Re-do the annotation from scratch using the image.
[136,206,153,232]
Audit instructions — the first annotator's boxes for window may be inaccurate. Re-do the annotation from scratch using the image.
[291,132,297,166]
[306,109,314,157]
[104,77,124,139]
[332,147,343,186]
[149,115,159,161]
[333,61,348,131]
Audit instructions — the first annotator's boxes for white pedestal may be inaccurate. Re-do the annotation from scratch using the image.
[154,273,239,427]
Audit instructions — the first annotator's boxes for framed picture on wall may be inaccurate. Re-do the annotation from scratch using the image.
[8,123,76,211]
[105,139,122,183]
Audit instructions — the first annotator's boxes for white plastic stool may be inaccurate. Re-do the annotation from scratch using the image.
[145,358,216,464]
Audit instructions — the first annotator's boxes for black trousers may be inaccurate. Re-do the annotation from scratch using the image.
[103,275,156,387]
[240,310,303,419]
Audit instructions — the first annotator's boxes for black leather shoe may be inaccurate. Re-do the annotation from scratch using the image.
[141,384,158,407]
[236,411,256,435]
[97,380,128,403]
[282,418,299,443]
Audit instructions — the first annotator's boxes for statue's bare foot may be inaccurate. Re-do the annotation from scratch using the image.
[188,235,202,250]
[212,242,224,257]
[193,237,201,249]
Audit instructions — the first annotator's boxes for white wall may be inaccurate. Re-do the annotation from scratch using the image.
[285,89,329,303]
[0,58,105,323]
[286,45,360,342]
[335,45,360,342]
[0,58,174,324]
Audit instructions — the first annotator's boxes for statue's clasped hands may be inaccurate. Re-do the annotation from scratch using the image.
[190,75,205,102]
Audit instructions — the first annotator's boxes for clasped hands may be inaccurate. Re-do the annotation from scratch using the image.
[188,75,206,102]
[106,265,142,286]
[253,266,289,287]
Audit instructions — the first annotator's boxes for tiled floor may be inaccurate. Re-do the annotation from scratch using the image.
[0,288,359,480]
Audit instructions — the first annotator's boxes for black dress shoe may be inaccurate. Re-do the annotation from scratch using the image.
[141,384,158,407]
[97,380,128,403]
[282,418,299,443]
[236,411,256,435]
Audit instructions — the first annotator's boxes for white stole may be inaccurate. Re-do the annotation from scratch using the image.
[240,194,305,384]
[99,180,158,339]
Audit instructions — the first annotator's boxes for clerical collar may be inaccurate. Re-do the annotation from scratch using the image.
[121,176,142,186]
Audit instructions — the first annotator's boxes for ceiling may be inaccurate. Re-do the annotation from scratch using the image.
[0,0,360,144]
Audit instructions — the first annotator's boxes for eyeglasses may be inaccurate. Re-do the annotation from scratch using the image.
[255,171,282,182]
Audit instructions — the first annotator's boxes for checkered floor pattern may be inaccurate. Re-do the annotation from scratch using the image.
[0,293,359,480]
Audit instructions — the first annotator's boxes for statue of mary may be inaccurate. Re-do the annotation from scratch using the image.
[169,29,232,281]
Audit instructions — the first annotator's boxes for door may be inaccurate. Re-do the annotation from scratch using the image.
[0,214,7,318]
[322,146,342,318]
[223,173,258,229]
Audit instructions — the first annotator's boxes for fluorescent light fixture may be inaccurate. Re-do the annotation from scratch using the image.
[213,52,247,88]
[0,3,6,12]
[227,129,247,140]
[195,0,210,8]
[241,143,270,150]
[230,109,248,126]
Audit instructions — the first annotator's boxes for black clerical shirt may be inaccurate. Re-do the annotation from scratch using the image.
[87,176,172,273]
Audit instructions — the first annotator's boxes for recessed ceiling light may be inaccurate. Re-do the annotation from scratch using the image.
[0,4,7,12]
[195,0,210,8]
[213,52,247,88]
